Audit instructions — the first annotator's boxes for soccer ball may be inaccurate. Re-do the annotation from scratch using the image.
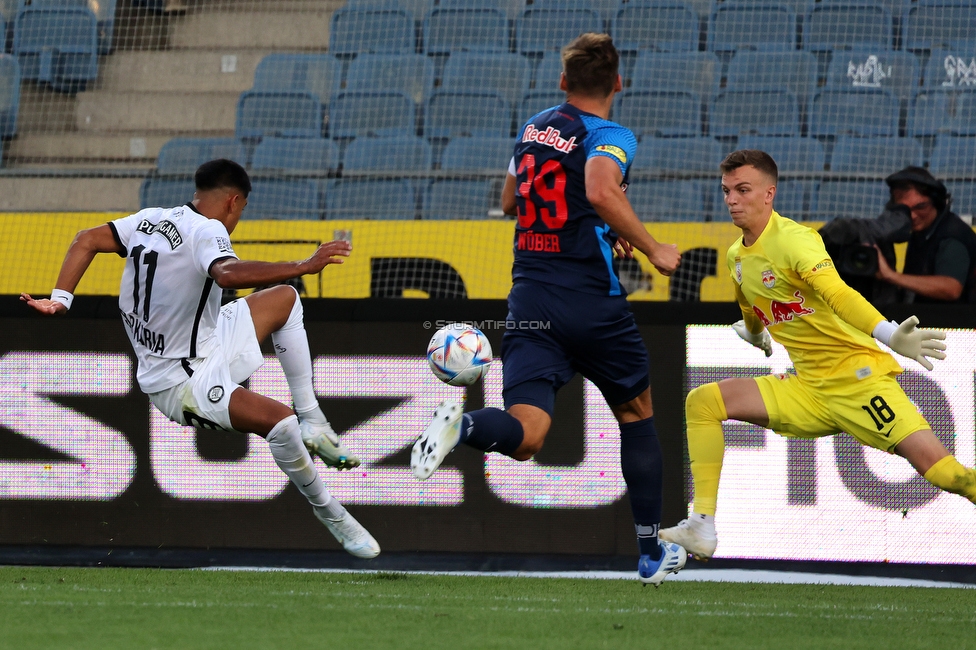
[426,323,492,386]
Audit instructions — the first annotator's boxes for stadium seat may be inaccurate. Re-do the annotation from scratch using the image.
[736,136,826,171]
[946,181,976,216]
[342,135,432,172]
[630,137,723,173]
[928,135,976,174]
[424,91,513,139]
[809,88,899,137]
[725,51,818,101]
[422,7,509,54]
[328,91,417,139]
[325,178,418,219]
[904,0,976,51]
[342,54,434,104]
[246,179,323,220]
[533,53,564,92]
[825,49,920,100]
[236,91,322,140]
[435,0,526,19]
[769,179,810,217]
[156,137,248,175]
[251,137,340,174]
[516,6,603,55]
[910,89,976,137]
[24,0,116,54]
[329,4,415,55]
[811,179,891,219]
[709,90,800,136]
[707,2,797,53]
[803,2,893,52]
[922,47,976,89]
[612,1,700,52]
[0,54,20,140]
[441,53,531,105]
[13,6,98,92]
[829,136,923,172]
[252,54,340,104]
[630,52,721,96]
[626,180,708,221]
[140,177,196,210]
[518,91,565,124]
[440,136,513,171]
[423,179,500,219]
[615,90,703,138]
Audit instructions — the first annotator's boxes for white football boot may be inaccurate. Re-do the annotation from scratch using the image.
[638,541,687,587]
[314,507,380,559]
[300,419,360,471]
[659,517,717,560]
[411,400,463,480]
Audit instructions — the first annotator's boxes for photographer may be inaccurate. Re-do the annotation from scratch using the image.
[875,167,976,303]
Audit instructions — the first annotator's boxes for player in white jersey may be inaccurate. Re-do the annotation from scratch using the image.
[21,159,379,558]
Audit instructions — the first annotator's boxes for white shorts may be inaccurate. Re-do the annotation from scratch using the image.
[149,299,265,432]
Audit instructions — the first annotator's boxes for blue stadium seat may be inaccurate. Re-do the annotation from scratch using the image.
[342,135,432,172]
[825,49,920,100]
[441,53,531,105]
[809,88,899,137]
[342,54,434,104]
[922,47,976,89]
[424,179,499,219]
[708,2,797,53]
[0,15,5,53]
[424,91,513,139]
[329,4,415,55]
[630,52,720,96]
[907,90,976,136]
[770,180,811,217]
[435,0,525,19]
[328,91,417,139]
[946,181,976,216]
[630,137,722,172]
[612,1,700,52]
[440,136,513,171]
[709,90,800,136]
[13,6,97,91]
[626,180,707,221]
[829,136,923,172]
[156,137,248,174]
[140,177,195,210]
[811,179,890,219]
[236,91,322,140]
[928,135,976,174]
[251,137,340,174]
[726,51,818,101]
[246,179,322,220]
[24,0,115,54]
[803,2,893,52]
[533,53,563,92]
[518,91,565,124]
[0,54,20,139]
[615,90,703,137]
[516,6,603,55]
[253,54,340,104]
[325,178,418,219]
[904,0,976,51]
[736,136,826,170]
[422,7,509,54]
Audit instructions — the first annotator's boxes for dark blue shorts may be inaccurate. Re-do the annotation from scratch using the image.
[501,279,650,415]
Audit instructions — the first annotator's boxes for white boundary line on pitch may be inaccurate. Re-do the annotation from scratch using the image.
[200,566,976,589]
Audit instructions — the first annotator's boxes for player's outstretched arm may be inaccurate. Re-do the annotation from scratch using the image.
[210,239,351,290]
[873,316,947,371]
[21,224,122,316]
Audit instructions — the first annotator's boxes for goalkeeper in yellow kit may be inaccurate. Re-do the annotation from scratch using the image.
[660,149,976,560]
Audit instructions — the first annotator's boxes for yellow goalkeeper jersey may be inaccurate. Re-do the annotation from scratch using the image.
[728,210,902,383]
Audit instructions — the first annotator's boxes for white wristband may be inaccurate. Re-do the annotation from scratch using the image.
[872,319,897,346]
[50,289,74,310]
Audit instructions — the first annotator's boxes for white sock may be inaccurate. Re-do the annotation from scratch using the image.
[270,288,321,417]
[266,415,343,518]
[690,512,716,534]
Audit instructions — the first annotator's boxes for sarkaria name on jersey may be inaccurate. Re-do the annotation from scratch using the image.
[121,311,166,353]
[136,219,184,250]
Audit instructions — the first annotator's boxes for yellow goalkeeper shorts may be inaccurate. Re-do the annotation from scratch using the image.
[755,371,930,453]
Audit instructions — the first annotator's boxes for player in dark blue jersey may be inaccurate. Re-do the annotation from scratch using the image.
[411,34,685,585]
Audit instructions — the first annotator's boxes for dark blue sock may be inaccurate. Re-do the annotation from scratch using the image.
[458,408,524,456]
[620,417,663,560]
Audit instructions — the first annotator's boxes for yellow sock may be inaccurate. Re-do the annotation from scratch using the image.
[923,456,976,504]
[686,382,728,517]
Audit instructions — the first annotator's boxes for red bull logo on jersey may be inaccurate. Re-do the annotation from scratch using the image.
[753,290,815,326]
[522,125,578,153]
[761,270,776,288]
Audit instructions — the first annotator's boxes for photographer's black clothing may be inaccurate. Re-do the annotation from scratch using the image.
[903,209,976,303]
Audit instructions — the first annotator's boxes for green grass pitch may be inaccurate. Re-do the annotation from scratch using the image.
[0,566,973,649]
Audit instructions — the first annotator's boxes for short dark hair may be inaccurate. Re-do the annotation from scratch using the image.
[561,33,619,98]
[886,166,949,213]
[719,149,779,185]
[195,159,251,198]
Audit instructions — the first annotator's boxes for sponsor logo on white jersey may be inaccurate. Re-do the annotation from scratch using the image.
[136,218,184,250]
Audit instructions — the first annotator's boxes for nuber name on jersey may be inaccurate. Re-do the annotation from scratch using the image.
[121,310,165,354]
[517,230,561,252]
[136,218,183,249]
